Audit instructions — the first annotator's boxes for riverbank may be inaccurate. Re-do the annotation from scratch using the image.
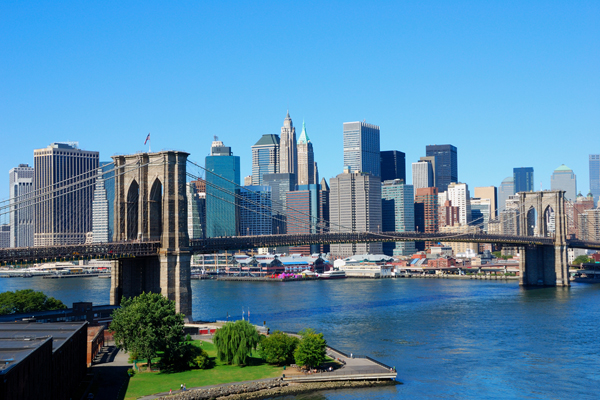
[397,273,519,281]
[158,379,398,400]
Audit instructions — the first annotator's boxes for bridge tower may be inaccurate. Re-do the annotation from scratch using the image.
[109,151,192,316]
[518,190,569,286]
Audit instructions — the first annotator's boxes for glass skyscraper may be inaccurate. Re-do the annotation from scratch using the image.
[550,164,577,201]
[251,134,279,185]
[590,155,600,206]
[205,139,240,237]
[343,121,380,177]
[380,150,406,183]
[513,167,534,193]
[425,144,457,193]
[381,180,415,256]
[239,186,272,236]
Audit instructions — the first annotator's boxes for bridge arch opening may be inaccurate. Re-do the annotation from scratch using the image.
[149,178,162,241]
[126,180,139,241]
[544,205,555,237]
[526,206,538,236]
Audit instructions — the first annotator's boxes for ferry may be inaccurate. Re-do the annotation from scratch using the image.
[319,269,346,279]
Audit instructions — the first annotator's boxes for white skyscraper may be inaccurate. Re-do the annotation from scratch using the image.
[92,167,110,243]
[412,161,433,190]
[297,121,315,186]
[9,164,34,248]
[447,182,472,225]
[279,111,297,184]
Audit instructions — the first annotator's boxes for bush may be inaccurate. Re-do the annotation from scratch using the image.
[259,331,300,365]
[192,348,211,369]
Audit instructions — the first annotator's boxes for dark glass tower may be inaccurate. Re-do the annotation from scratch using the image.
[590,155,600,206]
[513,167,534,193]
[425,144,457,193]
[380,150,406,183]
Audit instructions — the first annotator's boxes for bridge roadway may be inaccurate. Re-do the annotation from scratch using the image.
[2,232,599,266]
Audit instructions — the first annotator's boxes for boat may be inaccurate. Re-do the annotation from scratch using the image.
[319,269,346,279]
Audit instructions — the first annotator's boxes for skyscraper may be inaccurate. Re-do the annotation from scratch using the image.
[513,167,534,193]
[9,164,34,248]
[187,180,206,239]
[412,161,434,190]
[205,138,240,237]
[287,183,320,255]
[280,111,297,184]
[414,187,438,251]
[251,134,279,185]
[425,144,457,192]
[262,173,295,234]
[239,186,273,236]
[330,170,382,257]
[381,180,415,256]
[92,164,110,243]
[470,198,491,232]
[297,121,315,186]
[33,142,99,246]
[447,182,471,225]
[551,165,577,201]
[498,177,515,213]
[474,186,498,219]
[589,155,599,206]
[319,178,330,254]
[380,151,406,183]
[343,121,380,177]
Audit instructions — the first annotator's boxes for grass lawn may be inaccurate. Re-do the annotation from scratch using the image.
[124,341,283,400]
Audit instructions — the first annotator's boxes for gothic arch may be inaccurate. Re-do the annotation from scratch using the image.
[149,178,163,241]
[126,180,139,241]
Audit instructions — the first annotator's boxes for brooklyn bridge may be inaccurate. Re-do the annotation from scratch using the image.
[2,151,599,316]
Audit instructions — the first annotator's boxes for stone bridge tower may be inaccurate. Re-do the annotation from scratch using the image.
[109,151,192,316]
[518,190,569,286]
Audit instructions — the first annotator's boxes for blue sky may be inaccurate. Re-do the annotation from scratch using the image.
[1,1,598,203]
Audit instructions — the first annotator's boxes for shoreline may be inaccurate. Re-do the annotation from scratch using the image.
[158,379,399,400]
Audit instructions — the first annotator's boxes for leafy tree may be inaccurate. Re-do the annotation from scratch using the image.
[109,292,186,370]
[0,289,67,315]
[259,331,300,365]
[213,320,260,365]
[294,328,327,369]
[572,255,591,266]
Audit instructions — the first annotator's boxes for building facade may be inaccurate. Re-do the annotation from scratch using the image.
[447,182,472,225]
[239,186,273,236]
[330,171,382,257]
[590,154,600,206]
[343,121,380,177]
[9,164,34,248]
[262,173,295,234]
[470,198,491,232]
[33,142,99,246]
[498,177,515,213]
[513,167,534,193]
[251,134,279,185]
[381,180,415,256]
[287,184,320,255]
[205,138,240,237]
[414,187,438,250]
[297,121,315,186]
[187,180,206,239]
[91,164,110,243]
[474,186,497,219]
[425,144,457,192]
[551,165,577,201]
[280,112,297,184]
[412,161,434,190]
[380,150,406,183]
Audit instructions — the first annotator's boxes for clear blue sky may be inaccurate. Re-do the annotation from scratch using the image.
[1,1,598,204]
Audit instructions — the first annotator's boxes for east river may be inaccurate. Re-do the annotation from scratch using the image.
[2,277,600,399]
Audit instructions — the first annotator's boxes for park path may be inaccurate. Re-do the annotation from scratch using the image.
[92,345,133,400]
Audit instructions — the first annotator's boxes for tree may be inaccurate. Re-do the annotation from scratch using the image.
[259,331,300,365]
[213,320,260,365]
[109,292,186,370]
[572,255,591,266]
[0,289,67,315]
[294,328,327,369]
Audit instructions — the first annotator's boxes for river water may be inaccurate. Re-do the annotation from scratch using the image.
[2,277,599,399]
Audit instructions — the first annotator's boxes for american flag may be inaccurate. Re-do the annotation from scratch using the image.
[144,133,150,145]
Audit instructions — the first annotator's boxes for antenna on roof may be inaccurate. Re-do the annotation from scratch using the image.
[214,135,218,141]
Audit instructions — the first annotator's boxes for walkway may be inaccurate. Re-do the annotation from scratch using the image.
[91,345,133,400]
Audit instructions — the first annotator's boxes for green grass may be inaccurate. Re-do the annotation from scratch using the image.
[124,341,283,400]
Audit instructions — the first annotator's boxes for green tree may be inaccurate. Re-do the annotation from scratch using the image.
[294,328,327,369]
[0,289,67,315]
[213,320,260,365]
[109,292,186,370]
[259,331,300,365]
[572,255,591,266]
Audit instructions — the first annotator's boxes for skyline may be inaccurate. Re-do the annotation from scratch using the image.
[1,1,599,202]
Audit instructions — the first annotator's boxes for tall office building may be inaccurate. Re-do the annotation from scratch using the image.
[33,142,99,246]
[447,182,471,225]
[239,186,273,236]
[551,165,577,200]
[470,198,491,232]
[381,180,415,256]
[0,225,9,248]
[343,121,380,177]
[414,187,438,251]
[187,180,206,239]
[262,173,295,234]
[474,186,498,219]
[380,151,406,183]
[513,167,534,193]
[251,134,279,185]
[425,144,457,192]
[498,177,515,213]
[91,163,111,243]
[419,156,436,187]
[319,178,330,254]
[287,184,321,255]
[9,164,34,248]
[578,208,600,242]
[330,170,382,257]
[412,161,434,190]
[280,111,297,184]
[439,200,460,228]
[297,121,315,186]
[589,155,599,206]
[205,138,240,237]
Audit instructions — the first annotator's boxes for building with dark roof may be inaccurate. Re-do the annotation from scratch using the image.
[251,134,280,185]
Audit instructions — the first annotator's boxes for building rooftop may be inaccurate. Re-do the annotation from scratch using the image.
[554,164,573,172]
[254,134,280,146]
